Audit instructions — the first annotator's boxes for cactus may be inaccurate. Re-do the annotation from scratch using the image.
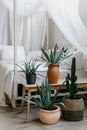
[65,57,78,99]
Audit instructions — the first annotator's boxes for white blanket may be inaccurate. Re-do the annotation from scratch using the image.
[0,61,47,107]
[0,61,15,107]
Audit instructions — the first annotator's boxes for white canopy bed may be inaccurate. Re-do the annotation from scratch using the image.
[0,0,87,107]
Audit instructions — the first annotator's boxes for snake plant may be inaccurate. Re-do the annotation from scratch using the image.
[41,44,71,65]
[17,59,41,75]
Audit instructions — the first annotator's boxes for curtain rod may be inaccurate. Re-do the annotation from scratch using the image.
[13,0,17,76]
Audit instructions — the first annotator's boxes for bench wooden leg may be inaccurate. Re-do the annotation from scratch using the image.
[21,86,26,112]
[26,89,31,120]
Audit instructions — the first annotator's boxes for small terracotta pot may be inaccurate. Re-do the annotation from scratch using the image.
[47,64,59,84]
[39,105,61,125]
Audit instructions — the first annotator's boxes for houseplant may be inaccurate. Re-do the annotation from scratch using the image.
[62,57,84,121]
[17,59,41,84]
[41,44,71,84]
[31,78,61,124]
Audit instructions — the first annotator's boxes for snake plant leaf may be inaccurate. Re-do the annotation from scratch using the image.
[50,50,54,63]
[41,44,72,65]
[41,48,50,63]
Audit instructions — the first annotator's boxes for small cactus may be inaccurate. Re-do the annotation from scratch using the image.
[65,57,78,99]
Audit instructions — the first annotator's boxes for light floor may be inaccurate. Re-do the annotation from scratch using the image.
[0,101,87,130]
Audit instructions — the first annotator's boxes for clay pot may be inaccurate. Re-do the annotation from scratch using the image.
[39,105,61,125]
[47,64,59,84]
[62,96,84,121]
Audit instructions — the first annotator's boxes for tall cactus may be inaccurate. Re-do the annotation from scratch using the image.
[65,57,78,99]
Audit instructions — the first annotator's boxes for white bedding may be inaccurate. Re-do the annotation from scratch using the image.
[0,60,87,108]
[0,60,48,107]
[0,61,14,107]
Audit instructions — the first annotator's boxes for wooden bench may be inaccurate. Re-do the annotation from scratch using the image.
[21,77,87,120]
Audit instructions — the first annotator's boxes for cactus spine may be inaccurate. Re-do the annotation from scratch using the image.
[66,57,78,99]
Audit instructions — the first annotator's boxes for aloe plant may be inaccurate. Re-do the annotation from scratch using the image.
[41,44,71,65]
[65,57,78,99]
[17,59,41,75]
[31,78,59,110]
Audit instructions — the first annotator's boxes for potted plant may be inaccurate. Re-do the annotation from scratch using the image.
[62,57,84,121]
[17,59,41,84]
[41,44,71,84]
[31,78,61,125]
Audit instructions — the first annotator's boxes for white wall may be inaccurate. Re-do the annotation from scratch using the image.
[49,19,72,49]
[49,0,87,49]
[79,0,87,28]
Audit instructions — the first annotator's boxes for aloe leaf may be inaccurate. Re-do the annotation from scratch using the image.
[32,97,44,108]
[49,50,52,63]
[17,64,26,73]
[37,85,41,94]
[55,48,64,63]
[54,44,58,58]
[59,53,72,63]
[35,64,41,71]
[41,48,50,63]
[50,91,57,106]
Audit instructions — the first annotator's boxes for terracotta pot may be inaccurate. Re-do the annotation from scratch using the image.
[39,105,61,125]
[47,64,59,84]
[62,96,84,121]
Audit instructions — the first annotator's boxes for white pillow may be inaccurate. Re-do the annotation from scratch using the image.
[61,50,84,70]
[0,45,26,61]
[26,50,42,61]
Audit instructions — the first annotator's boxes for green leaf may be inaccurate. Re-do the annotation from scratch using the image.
[41,44,72,65]
[16,58,41,75]
[41,48,50,63]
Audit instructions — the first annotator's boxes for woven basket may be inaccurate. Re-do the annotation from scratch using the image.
[62,96,84,121]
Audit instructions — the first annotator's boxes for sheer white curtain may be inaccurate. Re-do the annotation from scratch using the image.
[0,0,46,55]
[2,0,42,16]
[0,0,11,45]
[42,0,87,71]
[1,0,87,70]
